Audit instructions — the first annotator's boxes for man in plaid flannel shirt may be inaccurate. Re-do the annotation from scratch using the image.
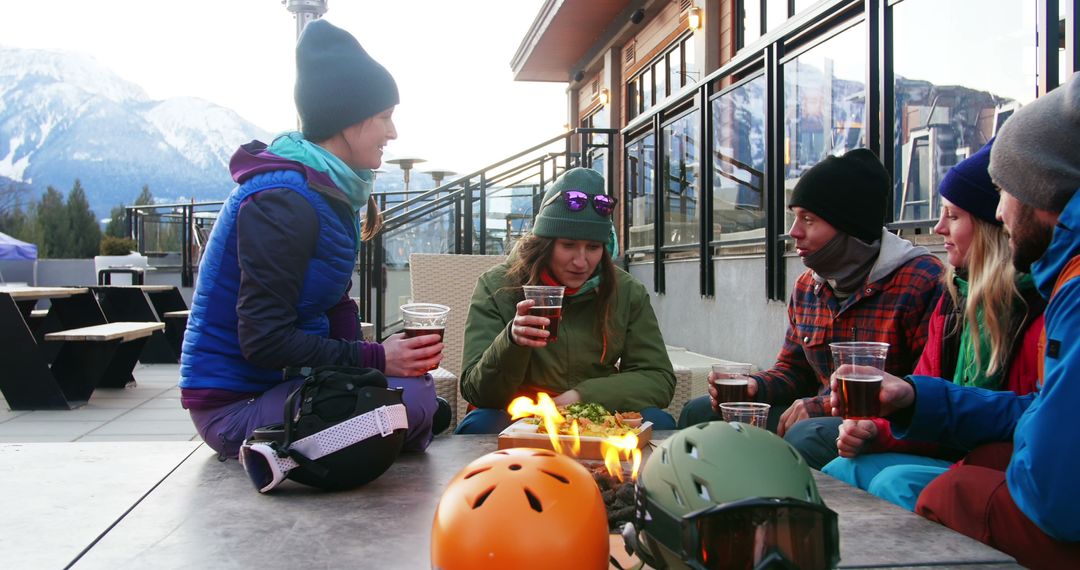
[679,148,943,469]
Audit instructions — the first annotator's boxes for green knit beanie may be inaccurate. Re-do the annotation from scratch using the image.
[532,168,613,243]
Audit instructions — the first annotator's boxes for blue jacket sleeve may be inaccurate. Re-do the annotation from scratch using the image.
[893,376,1034,447]
[1007,278,1080,541]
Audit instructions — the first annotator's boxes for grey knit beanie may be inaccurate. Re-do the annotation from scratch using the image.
[532,168,613,243]
[294,20,399,142]
[989,72,1080,213]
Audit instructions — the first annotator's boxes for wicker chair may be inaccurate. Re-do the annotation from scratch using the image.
[409,253,506,427]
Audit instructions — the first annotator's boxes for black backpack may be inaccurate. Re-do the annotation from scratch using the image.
[250,366,407,490]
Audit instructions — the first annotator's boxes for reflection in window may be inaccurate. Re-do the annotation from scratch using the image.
[655,57,668,101]
[626,134,656,250]
[628,36,698,120]
[741,0,762,46]
[663,111,701,247]
[766,0,789,33]
[893,0,1036,222]
[642,67,654,112]
[669,45,683,94]
[712,75,767,250]
[783,21,867,231]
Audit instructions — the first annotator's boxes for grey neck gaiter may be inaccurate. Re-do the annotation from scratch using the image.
[803,232,881,297]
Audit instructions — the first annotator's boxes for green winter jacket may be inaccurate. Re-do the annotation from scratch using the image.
[460,262,675,412]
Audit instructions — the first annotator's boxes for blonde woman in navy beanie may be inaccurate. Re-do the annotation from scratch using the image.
[823,138,1046,511]
[455,167,677,434]
[179,20,448,460]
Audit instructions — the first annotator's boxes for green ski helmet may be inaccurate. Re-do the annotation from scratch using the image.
[622,421,840,569]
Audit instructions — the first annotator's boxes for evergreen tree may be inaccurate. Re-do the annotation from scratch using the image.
[135,185,154,206]
[105,204,128,237]
[66,180,102,258]
[37,187,67,258]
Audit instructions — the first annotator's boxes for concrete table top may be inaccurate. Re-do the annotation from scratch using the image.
[0,441,201,569]
[1,436,1018,569]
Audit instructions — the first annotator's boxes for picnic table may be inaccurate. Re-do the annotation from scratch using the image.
[0,286,162,409]
[0,434,1018,569]
[92,285,188,363]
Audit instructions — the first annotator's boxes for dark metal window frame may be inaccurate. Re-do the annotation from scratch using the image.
[624,0,1070,302]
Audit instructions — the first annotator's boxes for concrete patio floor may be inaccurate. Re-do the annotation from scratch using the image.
[0,364,198,443]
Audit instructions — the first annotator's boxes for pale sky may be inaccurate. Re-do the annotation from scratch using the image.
[0,0,569,174]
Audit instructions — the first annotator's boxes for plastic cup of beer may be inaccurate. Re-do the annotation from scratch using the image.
[719,402,770,428]
[711,362,752,403]
[830,342,889,419]
[521,285,565,343]
[400,303,450,370]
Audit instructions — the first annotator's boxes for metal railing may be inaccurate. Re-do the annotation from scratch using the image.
[124,128,619,338]
[360,128,618,337]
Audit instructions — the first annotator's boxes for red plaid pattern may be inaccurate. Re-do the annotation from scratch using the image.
[755,254,943,416]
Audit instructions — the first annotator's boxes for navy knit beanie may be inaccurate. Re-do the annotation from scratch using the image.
[939,139,1000,225]
[533,168,613,243]
[788,148,890,243]
[294,20,399,142]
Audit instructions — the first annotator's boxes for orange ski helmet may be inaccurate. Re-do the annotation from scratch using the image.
[431,448,609,569]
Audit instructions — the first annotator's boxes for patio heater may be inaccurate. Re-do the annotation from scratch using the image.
[283,0,328,39]
[423,168,457,189]
[385,157,428,193]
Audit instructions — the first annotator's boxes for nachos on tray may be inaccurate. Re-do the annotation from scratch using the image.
[524,403,644,438]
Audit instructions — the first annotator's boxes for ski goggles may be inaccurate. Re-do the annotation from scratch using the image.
[540,189,618,217]
[624,494,840,570]
[238,403,408,493]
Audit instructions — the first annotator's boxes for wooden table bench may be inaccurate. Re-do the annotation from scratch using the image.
[44,321,164,399]
[92,286,188,363]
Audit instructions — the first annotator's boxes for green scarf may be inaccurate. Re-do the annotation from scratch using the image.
[954,273,1036,389]
[267,131,374,213]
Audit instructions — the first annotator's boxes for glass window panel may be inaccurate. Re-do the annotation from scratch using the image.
[662,111,701,247]
[742,0,762,46]
[655,58,668,101]
[793,0,816,15]
[670,44,684,89]
[783,22,867,232]
[892,0,1036,222]
[712,75,767,251]
[588,105,609,145]
[684,38,699,84]
[626,133,656,251]
[642,67,654,111]
[766,0,789,33]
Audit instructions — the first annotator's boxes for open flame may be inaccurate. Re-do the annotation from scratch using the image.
[601,432,642,481]
[507,393,639,479]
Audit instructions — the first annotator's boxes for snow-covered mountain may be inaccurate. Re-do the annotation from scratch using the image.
[0,46,272,218]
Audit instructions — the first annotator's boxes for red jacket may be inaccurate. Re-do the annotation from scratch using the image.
[868,285,1045,455]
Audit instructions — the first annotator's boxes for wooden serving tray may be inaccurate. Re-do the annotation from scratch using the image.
[497,419,653,459]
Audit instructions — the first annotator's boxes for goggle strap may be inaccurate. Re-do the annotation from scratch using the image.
[289,403,408,462]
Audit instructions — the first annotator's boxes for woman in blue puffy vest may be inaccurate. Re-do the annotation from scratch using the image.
[179,19,445,459]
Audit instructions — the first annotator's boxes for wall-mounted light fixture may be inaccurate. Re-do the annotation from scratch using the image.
[598,87,610,107]
[688,6,702,30]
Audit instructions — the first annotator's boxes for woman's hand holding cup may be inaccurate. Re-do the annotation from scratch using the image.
[510,299,551,347]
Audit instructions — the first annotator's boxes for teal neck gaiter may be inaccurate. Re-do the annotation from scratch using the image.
[268,131,374,213]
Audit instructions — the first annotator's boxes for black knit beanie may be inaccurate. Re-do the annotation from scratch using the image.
[532,168,613,243]
[788,148,889,243]
[294,20,400,142]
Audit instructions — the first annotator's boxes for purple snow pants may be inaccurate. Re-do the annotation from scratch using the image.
[188,374,438,459]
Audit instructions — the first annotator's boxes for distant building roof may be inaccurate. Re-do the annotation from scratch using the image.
[511,0,631,82]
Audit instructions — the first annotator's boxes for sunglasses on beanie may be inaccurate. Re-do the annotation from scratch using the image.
[541,189,619,217]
